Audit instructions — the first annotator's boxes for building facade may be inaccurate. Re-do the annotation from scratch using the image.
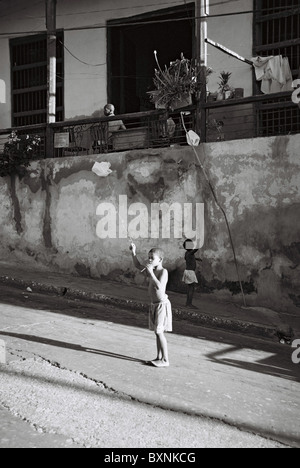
[0,0,298,135]
[0,1,299,313]
[0,0,251,125]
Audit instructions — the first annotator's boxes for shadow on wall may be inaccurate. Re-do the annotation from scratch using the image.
[229,204,300,313]
[0,138,300,315]
[166,201,300,314]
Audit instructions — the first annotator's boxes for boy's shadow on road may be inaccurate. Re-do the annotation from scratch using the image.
[0,331,152,366]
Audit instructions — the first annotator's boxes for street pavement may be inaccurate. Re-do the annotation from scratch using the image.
[0,260,299,341]
[0,283,299,448]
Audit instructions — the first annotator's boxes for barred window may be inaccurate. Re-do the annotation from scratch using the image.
[10,32,64,127]
[254,1,300,136]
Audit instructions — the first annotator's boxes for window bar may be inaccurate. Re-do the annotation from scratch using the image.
[17,43,20,67]
[23,42,26,66]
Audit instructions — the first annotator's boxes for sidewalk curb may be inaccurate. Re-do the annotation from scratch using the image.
[0,274,279,341]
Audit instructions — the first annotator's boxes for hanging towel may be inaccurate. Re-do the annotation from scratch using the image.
[281,57,293,92]
[251,55,273,87]
[251,55,293,94]
[266,56,285,93]
[251,56,274,83]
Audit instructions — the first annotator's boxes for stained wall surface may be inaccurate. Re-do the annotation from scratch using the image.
[0,134,299,313]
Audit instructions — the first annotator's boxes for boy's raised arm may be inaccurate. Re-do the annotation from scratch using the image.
[130,243,145,271]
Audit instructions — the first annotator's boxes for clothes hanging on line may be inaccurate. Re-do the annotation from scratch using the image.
[251,55,293,94]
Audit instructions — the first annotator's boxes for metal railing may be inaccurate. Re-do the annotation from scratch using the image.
[0,92,299,161]
[0,107,197,160]
[203,90,299,142]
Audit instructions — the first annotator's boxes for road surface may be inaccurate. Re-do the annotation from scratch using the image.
[0,284,299,448]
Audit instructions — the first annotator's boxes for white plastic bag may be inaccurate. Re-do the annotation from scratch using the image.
[92,161,113,177]
[186,130,200,147]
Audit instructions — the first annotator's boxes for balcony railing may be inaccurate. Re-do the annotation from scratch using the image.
[203,90,299,142]
[0,91,298,161]
[0,107,197,160]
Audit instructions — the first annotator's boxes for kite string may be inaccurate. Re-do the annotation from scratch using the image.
[180,113,247,307]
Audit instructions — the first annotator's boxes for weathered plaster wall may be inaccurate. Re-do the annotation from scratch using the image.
[0,134,299,314]
[202,135,300,312]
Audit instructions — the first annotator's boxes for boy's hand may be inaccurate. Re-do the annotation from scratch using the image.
[145,263,154,274]
[130,242,137,255]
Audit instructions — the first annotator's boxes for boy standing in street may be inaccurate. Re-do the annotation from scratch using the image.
[182,239,202,308]
[130,243,172,368]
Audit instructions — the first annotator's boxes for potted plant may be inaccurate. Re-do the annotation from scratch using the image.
[217,71,235,101]
[147,51,212,111]
[0,131,41,178]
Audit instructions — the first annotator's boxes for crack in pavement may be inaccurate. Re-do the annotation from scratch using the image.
[0,349,289,448]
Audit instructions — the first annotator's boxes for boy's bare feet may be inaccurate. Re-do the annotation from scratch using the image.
[151,360,169,368]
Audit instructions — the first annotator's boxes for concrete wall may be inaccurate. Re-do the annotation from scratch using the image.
[0,0,254,125]
[0,134,299,314]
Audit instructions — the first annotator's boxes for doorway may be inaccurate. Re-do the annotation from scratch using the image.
[107,4,195,114]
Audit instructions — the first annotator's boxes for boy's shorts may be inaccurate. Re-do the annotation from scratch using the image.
[182,270,198,285]
[149,298,173,334]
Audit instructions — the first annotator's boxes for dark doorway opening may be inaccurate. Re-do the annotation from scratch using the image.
[107,4,195,114]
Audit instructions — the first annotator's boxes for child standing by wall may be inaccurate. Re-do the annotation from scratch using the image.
[130,242,172,368]
[182,239,202,308]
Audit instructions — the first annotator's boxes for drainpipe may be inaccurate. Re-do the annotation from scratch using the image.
[195,0,208,140]
[46,0,57,157]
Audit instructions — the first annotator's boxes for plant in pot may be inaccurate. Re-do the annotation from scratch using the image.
[217,71,235,101]
[147,51,212,111]
[0,131,41,178]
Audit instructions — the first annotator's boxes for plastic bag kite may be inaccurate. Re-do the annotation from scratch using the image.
[180,113,200,147]
[186,130,200,147]
[92,161,113,177]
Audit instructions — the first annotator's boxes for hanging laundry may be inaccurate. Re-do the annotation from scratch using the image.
[251,55,293,94]
[281,57,294,92]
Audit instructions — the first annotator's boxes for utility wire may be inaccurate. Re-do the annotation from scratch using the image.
[19,0,184,18]
[0,6,299,37]
[12,1,298,19]
[59,40,106,67]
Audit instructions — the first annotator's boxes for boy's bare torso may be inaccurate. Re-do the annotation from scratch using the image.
[148,268,168,304]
